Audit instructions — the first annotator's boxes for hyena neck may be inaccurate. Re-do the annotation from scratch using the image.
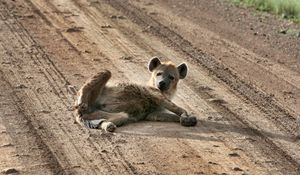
[163,90,176,100]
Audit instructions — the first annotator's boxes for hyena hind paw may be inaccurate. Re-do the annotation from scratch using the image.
[100,122,117,132]
[84,119,104,129]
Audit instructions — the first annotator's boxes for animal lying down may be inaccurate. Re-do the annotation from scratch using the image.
[74,57,197,132]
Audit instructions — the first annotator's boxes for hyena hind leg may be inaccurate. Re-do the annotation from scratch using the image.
[76,70,111,113]
[80,110,132,132]
[99,112,136,132]
[99,113,135,132]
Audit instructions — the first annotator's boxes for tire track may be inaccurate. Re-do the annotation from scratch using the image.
[0,13,93,175]
[0,2,72,106]
[0,1,120,174]
[0,71,64,175]
[2,0,144,174]
[25,0,149,174]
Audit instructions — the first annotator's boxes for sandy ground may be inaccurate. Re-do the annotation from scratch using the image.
[0,0,299,174]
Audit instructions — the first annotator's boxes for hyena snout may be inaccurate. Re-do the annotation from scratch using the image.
[158,80,169,91]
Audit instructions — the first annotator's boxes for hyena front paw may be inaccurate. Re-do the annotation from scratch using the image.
[100,121,116,132]
[180,115,197,127]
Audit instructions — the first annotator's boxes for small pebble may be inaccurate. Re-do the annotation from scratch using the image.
[279,29,287,34]
[2,168,18,174]
[228,152,240,157]
[181,154,188,158]
[15,84,27,89]
[101,25,112,28]
[208,161,218,165]
[66,27,84,33]
[233,167,243,171]
[101,149,108,153]
[1,143,13,147]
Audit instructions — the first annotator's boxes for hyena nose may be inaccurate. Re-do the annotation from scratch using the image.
[158,81,167,91]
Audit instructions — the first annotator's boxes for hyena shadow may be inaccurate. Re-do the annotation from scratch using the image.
[115,119,296,142]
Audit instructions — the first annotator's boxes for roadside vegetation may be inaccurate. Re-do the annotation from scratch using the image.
[231,0,300,23]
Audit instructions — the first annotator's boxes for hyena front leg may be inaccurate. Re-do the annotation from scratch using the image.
[160,99,197,127]
[146,111,180,122]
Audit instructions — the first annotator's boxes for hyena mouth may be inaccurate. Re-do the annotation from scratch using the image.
[158,86,168,92]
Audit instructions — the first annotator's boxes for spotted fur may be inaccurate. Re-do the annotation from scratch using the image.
[74,57,197,132]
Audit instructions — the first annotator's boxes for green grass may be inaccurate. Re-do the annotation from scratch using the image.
[231,0,300,22]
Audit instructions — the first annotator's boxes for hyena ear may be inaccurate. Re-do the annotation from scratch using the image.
[177,63,188,79]
[148,57,161,72]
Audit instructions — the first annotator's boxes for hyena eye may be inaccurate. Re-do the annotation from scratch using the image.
[156,72,162,76]
[169,75,175,80]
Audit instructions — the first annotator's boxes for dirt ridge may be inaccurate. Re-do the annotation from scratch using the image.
[1,1,153,174]
[0,72,63,174]
[1,2,110,173]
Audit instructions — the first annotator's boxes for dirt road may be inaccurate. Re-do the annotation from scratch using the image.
[0,0,299,174]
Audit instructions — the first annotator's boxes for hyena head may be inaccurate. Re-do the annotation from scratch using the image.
[148,57,188,99]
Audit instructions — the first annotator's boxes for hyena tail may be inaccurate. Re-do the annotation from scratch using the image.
[74,70,111,125]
